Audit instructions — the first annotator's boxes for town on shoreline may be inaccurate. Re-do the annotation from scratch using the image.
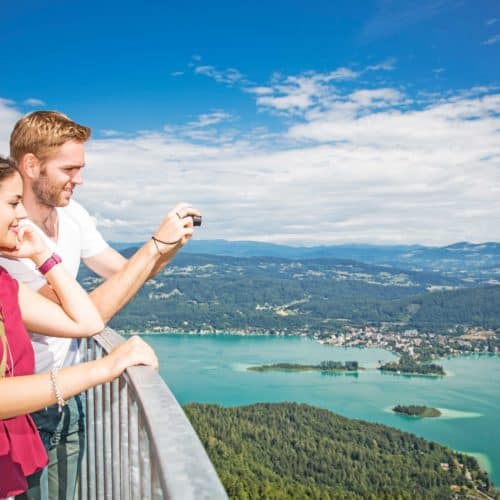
[119,324,499,361]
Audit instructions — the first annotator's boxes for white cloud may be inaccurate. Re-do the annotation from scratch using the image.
[170,71,184,77]
[348,88,407,108]
[186,111,232,128]
[100,129,122,137]
[482,34,500,45]
[255,68,359,114]
[1,82,499,246]
[0,99,22,155]
[194,65,246,85]
[365,58,397,71]
[326,68,359,80]
[486,18,498,26]
[92,213,129,228]
[23,98,46,107]
[243,86,274,95]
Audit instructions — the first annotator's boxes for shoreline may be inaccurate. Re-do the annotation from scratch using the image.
[118,328,499,362]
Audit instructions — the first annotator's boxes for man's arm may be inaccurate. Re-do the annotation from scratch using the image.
[39,203,200,323]
[37,240,178,319]
[84,240,164,323]
[84,246,128,278]
[85,244,176,281]
[82,203,199,324]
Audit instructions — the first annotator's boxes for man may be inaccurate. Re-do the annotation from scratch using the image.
[0,111,201,500]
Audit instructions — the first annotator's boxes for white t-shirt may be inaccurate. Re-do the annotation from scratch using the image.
[0,200,109,373]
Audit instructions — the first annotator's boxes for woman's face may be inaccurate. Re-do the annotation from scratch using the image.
[0,172,27,249]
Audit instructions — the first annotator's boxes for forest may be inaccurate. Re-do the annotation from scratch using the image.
[184,402,494,499]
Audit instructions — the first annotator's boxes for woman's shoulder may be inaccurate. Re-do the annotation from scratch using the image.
[0,266,19,292]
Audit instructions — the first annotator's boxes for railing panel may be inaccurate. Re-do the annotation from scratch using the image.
[77,328,227,500]
[111,378,120,497]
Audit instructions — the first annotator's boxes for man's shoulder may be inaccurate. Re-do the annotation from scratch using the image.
[60,199,92,219]
[59,199,109,257]
[58,199,98,230]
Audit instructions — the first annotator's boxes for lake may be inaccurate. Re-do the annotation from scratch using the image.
[143,333,500,485]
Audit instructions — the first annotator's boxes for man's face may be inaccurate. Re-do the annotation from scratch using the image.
[32,140,85,207]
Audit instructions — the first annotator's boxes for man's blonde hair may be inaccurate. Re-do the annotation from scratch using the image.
[10,111,91,163]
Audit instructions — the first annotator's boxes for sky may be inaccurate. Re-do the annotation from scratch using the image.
[1,0,499,246]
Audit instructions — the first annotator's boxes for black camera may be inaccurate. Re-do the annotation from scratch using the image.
[192,215,202,227]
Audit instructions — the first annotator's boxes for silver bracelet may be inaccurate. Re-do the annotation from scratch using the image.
[50,368,66,412]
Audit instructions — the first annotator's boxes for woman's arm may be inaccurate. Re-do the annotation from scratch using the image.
[0,336,158,419]
[6,225,104,337]
[18,269,104,337]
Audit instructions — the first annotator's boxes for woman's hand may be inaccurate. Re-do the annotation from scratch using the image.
[105,336,159,379]
[0,225,50,264]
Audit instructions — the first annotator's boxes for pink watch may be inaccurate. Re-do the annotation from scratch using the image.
[38,253,62,275]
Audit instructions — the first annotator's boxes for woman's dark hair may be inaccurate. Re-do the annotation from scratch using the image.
[0,155,19,183]
[0,155,19,377]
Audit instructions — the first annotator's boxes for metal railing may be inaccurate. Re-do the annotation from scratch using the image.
[77,328,228,500]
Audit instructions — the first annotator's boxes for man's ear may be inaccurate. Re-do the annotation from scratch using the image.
[18,153,41,180]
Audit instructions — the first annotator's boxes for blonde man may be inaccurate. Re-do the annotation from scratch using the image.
[1,111,201,500]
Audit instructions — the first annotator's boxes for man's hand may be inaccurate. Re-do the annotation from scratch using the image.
[152,202,202,258]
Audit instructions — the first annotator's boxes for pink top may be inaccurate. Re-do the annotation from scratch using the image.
[0,267,48,497]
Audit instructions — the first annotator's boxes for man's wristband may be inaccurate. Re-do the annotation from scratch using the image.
[38,253,62,275]
[151,236,182,255]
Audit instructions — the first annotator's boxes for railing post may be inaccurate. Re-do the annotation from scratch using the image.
[78,328,227,499]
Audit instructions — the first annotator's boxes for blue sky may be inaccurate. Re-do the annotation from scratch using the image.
[1,0,499,245]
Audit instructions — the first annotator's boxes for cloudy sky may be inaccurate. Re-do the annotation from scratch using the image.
[1,0,499,245]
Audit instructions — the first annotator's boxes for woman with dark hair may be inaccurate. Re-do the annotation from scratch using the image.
[0,156,158,498]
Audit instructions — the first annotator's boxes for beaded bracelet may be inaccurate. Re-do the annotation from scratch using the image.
[50,368,66,412]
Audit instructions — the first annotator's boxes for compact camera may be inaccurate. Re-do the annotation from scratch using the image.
[192,215,202,227]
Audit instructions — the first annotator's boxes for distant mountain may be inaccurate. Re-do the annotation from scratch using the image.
[111,239,500,284]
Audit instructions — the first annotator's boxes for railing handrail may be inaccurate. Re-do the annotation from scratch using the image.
[92,327,228,499]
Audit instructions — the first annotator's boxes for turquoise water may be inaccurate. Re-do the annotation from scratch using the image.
[144,333,500,485]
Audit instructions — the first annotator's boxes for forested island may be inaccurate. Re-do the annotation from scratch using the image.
[185,402,494,499]
[379,355,445,376]
[393,405,442,417]
[248,360,359,372]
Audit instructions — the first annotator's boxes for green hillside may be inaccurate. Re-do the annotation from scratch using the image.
[77,253,500,333]
[184,402,495,499]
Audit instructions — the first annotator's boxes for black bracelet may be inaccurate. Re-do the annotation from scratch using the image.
[151,235,182,255]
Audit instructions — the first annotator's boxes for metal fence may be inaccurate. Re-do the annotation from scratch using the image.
[77,328,228,500]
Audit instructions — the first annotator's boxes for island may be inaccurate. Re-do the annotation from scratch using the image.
[392,405,442,418]
[248,360,359,372]
[379,355,445,376]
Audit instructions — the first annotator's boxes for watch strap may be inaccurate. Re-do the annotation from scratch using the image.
[38,253,62,275]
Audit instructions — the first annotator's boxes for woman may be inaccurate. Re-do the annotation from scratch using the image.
[0,156,158,499]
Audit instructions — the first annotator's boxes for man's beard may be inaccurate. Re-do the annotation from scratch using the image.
[32,174,70,207]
